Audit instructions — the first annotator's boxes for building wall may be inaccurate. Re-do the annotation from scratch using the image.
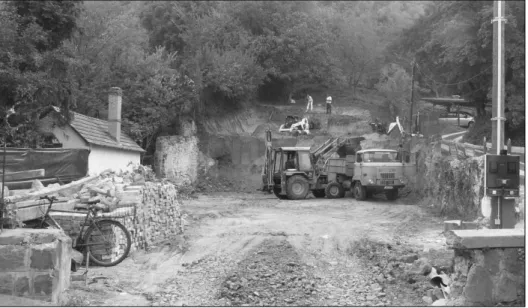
[39,115,141,175]
[154,136,199,184]
[38,116,88,149]
[88,145,141,175]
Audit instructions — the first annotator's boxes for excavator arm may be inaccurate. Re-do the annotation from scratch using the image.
[310,137,357,171]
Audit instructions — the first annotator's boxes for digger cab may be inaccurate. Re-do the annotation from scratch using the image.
[266,147,314,199]
[272,147,313,175]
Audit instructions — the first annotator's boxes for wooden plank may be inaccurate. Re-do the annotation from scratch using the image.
[14,197,70,209]
[0,169,45,182]
[4,175,100,204]
[16,200,77,222]
[9,189,31,196]
[2,178,59,190]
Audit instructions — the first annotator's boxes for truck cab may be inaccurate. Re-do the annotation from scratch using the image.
[352,149,411,200]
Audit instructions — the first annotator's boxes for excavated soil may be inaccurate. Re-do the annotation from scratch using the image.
[218,238,322,306]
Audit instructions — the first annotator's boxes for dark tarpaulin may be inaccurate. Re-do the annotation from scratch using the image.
[0,148,89,182]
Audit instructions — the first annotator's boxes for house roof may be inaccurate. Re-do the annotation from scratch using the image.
[46,106,145,153]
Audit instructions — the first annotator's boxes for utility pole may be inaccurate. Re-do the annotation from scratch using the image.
[409,59,416,134]
[491,0,506,153]
[489,0,511,229]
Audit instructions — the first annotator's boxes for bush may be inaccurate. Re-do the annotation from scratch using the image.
[462,117,491,146]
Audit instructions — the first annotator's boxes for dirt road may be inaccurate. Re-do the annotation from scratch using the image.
[65,192,455,306]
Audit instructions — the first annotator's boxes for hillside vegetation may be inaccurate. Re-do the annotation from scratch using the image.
[0,1,524,154]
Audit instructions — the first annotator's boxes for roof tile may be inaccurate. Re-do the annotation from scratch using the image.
[52,106,144,152]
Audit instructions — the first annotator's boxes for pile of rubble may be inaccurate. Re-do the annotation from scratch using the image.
[218,238,321,306]
[5,164,185,252]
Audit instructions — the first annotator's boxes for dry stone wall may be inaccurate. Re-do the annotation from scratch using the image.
[155,136,199,185]
[50,181,183,253]
[449,248,525,305]
[410,140,485,219]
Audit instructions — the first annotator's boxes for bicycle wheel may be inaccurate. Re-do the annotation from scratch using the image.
[84,219,132,267]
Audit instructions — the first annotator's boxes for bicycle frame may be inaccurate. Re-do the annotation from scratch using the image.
[42,205,114,249]
[38,197,62,230]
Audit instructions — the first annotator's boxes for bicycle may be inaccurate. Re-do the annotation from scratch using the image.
[27,195,132,267]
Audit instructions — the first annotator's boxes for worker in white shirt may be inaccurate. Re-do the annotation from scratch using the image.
[305,94,313,112]
[326,94,332,114]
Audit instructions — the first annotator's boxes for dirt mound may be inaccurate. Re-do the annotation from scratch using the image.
[218,238,321,306]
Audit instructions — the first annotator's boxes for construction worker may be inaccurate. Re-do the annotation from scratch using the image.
[305,94,313,112]
[326,94,332,114]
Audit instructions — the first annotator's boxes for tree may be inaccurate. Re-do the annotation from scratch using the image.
[0,1,81,147]
[228,1,343,102]
[391,1,525,121]
[65,1,199,157]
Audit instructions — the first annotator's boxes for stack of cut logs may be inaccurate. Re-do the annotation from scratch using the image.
[3,165,184,253]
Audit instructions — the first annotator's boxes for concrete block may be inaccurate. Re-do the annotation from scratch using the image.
[0,294,53,306]
[444,220,462,232]
[446,229,525,249]
[461,221,478,230]
[0,229,71,304]
[0,273,14,295]
[0,246,27,271]
[30,244,58,270]
[13,275,30,296]
[33,274,53,298]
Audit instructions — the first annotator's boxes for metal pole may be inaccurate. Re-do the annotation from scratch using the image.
[490,0,506,228]
[0,106,7,232]
[409,59,416,134]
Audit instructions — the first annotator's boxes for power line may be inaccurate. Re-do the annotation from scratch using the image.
[415,63,492,87]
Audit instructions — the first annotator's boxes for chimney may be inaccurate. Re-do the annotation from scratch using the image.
[108,87,122,143]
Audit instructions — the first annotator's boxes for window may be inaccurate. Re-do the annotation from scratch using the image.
[362,151,399,162]
[298,151,312,170]
[274,152,282,173]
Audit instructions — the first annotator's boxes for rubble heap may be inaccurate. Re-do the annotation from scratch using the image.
[5,165,185,253]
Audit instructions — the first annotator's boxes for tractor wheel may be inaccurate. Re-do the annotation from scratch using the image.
[312,189,326,198]
[354,182,367,201]
[273,187,288,200]
[325,181,345,199]
[286,175,310,200]
[385,189,398,201]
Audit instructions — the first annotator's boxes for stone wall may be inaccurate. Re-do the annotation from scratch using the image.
[50,182,183,254]
[445,229,525,306]
[449,248,525,305]
[155,136,199,185]
[0,229,72,304]
[411,141,485,219]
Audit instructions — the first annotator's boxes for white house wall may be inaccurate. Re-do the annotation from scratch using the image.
[88,145,141,175]
[39,115,89,149]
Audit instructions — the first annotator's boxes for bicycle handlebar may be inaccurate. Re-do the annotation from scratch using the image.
[40,196,58,202]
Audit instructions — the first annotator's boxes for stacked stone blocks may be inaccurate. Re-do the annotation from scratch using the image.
[0,229,71,304]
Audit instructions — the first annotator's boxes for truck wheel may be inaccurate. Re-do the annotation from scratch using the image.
[286,175,310,200]
[325,181,345,199]
[385,189,398,201]
[354,182,367,201]
[273,187,288,200]
[312,190,326,198]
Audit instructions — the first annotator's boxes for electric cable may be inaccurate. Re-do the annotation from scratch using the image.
[415,63,492,87]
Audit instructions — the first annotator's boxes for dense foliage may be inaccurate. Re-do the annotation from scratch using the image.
[0,1,524,151]
[389,1,525,143]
